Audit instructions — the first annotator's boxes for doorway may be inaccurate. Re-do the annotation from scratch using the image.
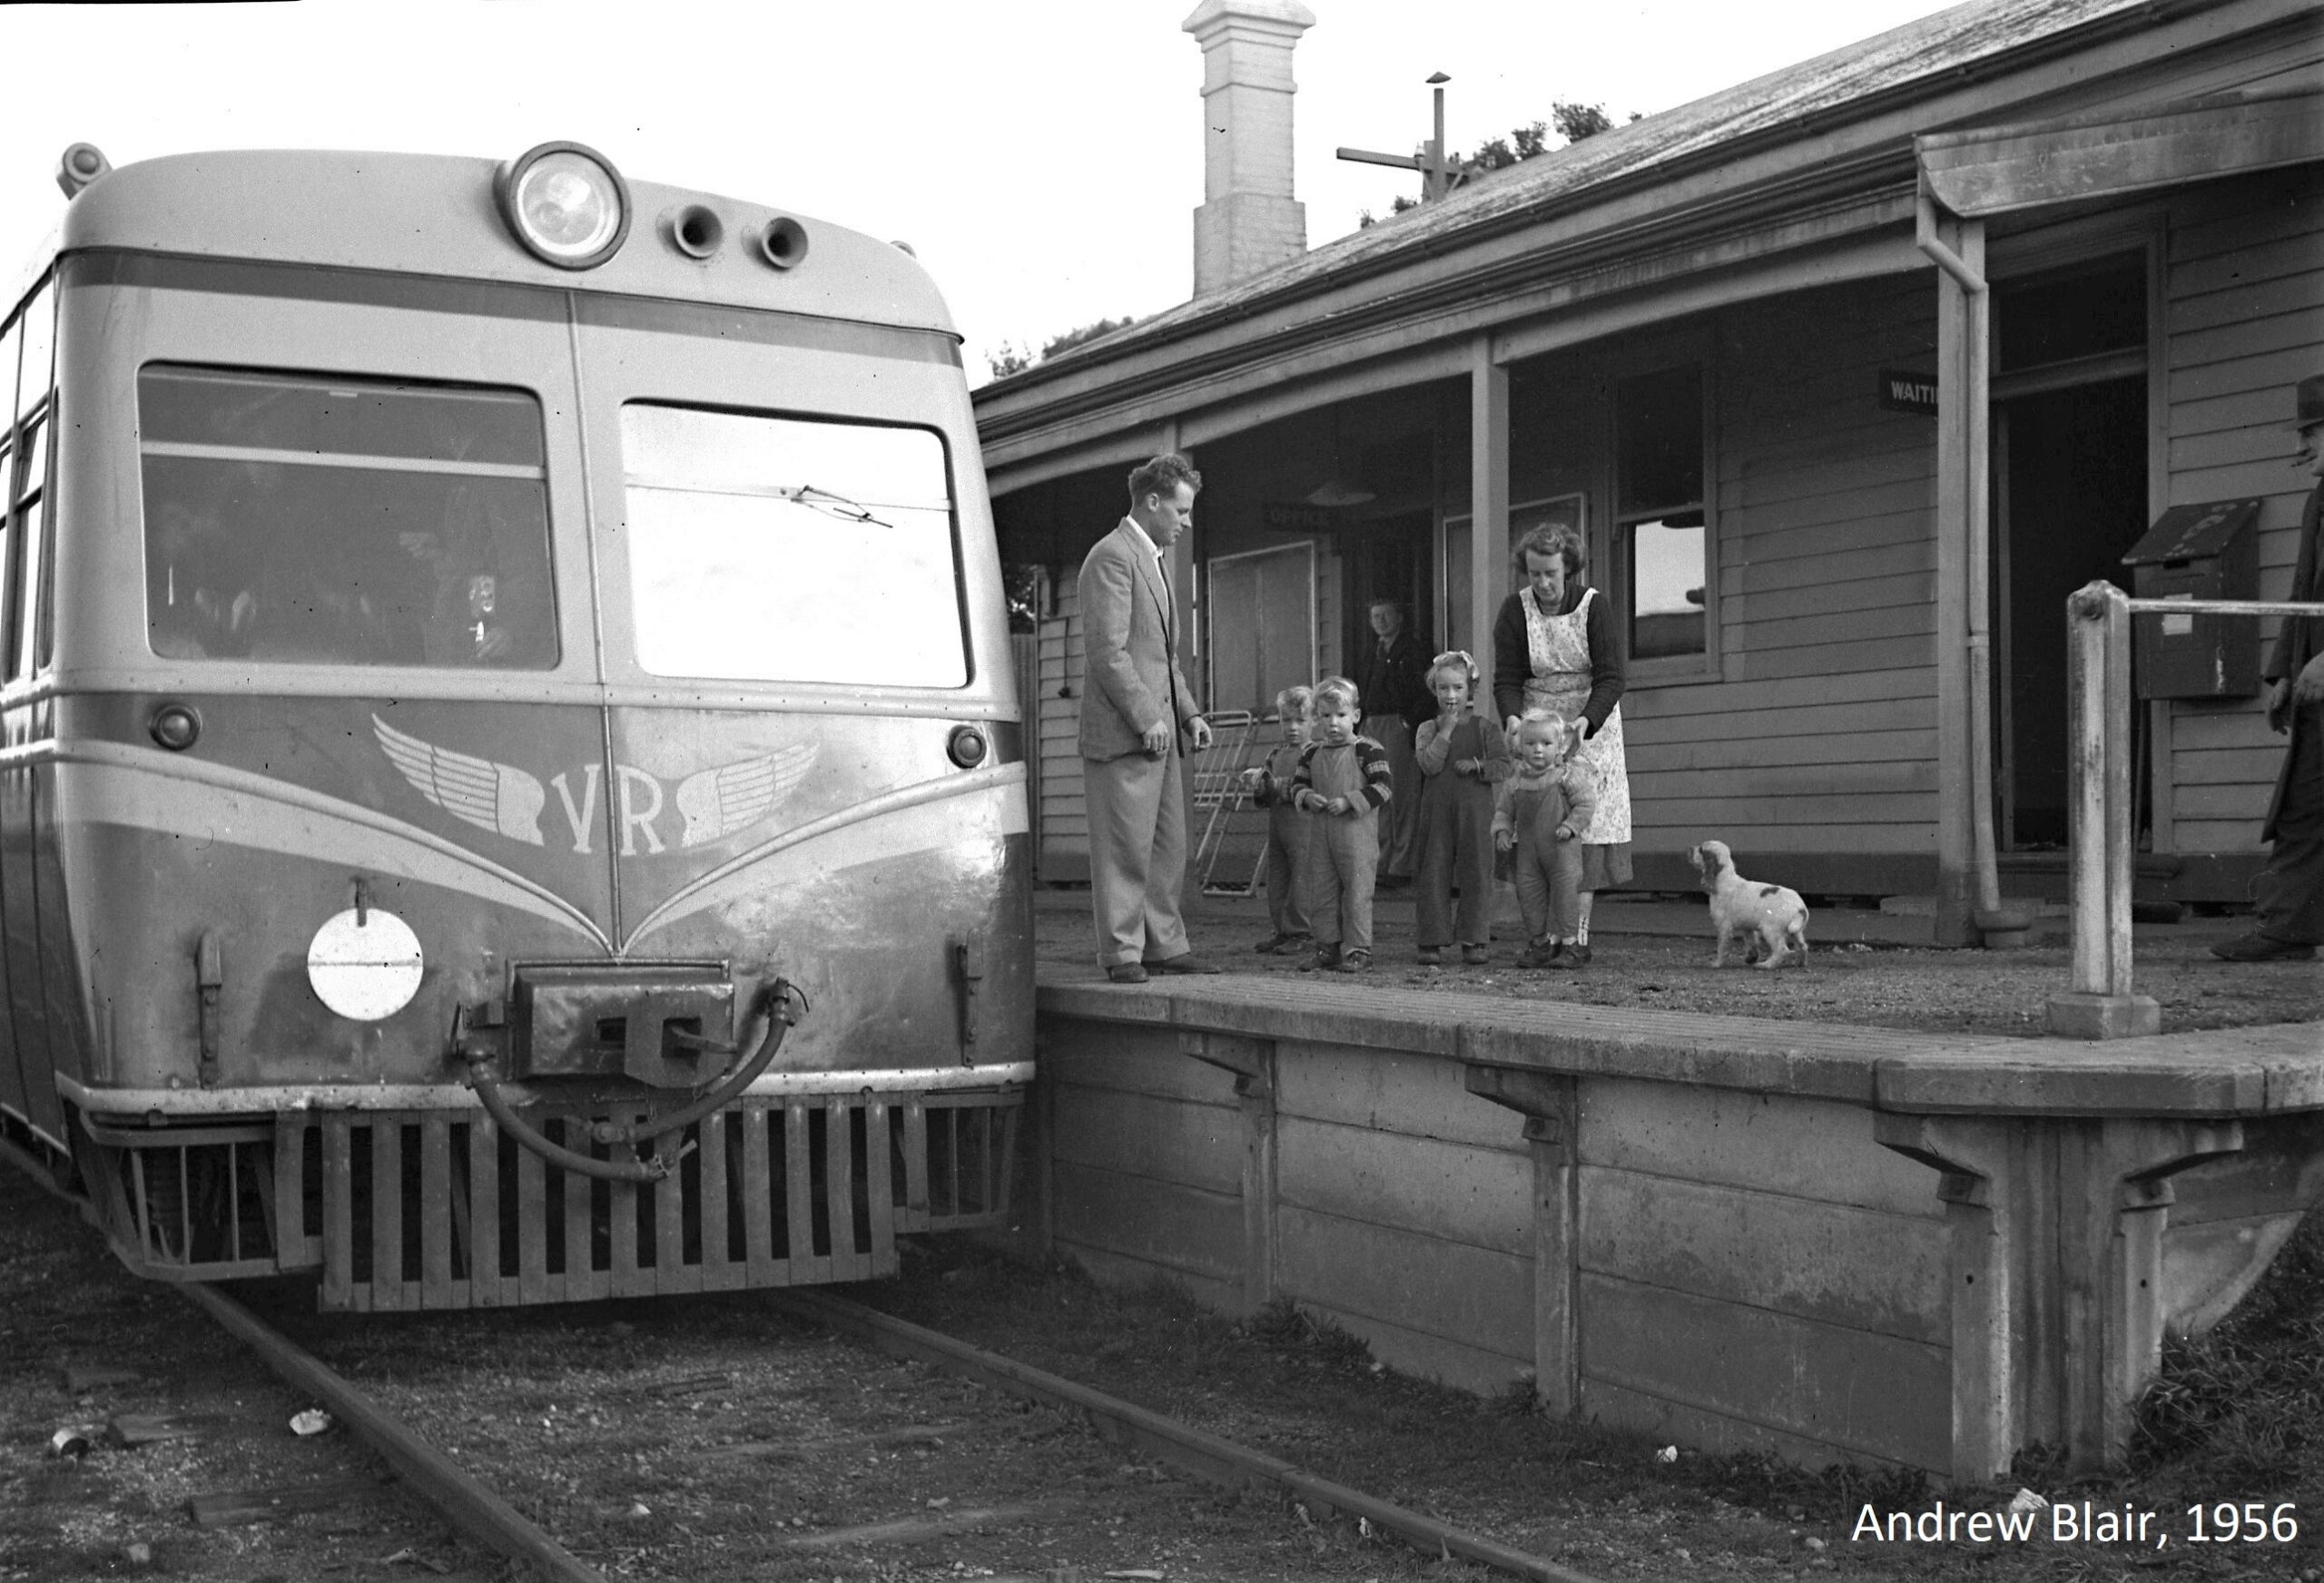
[1994,375,2148,849]
[1341,511,1435,672]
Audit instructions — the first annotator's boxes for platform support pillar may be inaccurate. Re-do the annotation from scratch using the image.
[1183,1031,1277,1313]
[1464,1066,1579,1417]
[1876,1112,2241,1480]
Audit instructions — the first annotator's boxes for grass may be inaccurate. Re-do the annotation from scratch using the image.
[869,1211,2324,1579]
[2133,1208,2324,1481]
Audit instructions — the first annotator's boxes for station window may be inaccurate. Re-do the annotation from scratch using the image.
[1615,366,1710,668]
[138,366,557,667]
[618,404,966,687]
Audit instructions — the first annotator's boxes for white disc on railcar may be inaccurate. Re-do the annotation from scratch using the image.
[306,909,424,1021]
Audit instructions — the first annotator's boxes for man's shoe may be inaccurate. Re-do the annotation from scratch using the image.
[1272,932,1314,956]
[1514,938,1552,969]
[1336,949,1372,973]
[1415,946,1443,967]
[1144,953,1224,975]
[1566,941,1592,967]
[1254,932,1297,955]
[1299,945,1341,973]
[1461,943,1491,966]
[1106,962,1149,984]
[2211,932,2317,963]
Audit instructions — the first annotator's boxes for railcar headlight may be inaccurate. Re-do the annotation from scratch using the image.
[947,724,989,770]
[497,142,631,270]
[307,907,424,1022]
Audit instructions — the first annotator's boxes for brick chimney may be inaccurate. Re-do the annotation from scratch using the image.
[1183,0,1315,298]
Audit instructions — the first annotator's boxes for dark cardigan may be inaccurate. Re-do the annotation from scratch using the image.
[1491,585,1624,738]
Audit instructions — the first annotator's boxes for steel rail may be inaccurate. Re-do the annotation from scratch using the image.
[774,1289,1609,1583]
[179,1283,609,1583]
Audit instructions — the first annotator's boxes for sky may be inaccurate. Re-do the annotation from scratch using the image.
[0,0,1965,384]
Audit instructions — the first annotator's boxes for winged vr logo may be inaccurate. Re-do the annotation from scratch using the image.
[372,714,818,856]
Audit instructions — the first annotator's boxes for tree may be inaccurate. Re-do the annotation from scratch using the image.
[983,316,1137,383]
[1551,102,1616,143]
[1354,108,1637,225]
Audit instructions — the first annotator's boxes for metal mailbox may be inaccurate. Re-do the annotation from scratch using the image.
[2120,498,2260,699]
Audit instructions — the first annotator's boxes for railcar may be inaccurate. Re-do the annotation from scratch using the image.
[0,141,1031,1309]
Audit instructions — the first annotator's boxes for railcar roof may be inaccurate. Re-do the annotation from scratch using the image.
[54,148,959,339]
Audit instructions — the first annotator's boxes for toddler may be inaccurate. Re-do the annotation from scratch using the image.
[1412,650,1511,965]
[1290,676,1393,972]
[1241,683,1315,955]
[1493,713,1600,968]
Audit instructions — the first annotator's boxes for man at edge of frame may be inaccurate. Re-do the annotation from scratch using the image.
[2213,372,2324,963]
[1075,453,1225,984]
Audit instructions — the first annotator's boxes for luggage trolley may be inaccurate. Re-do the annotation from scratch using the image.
[1189,709,1270,894]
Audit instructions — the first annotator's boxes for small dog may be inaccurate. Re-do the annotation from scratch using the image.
[1689,840,1810,968]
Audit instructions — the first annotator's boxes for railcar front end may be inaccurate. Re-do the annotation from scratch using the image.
[0,145,1032,1309]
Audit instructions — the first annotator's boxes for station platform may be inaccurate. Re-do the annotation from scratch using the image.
[1019,877,2323,1484]
[1031,877,2251,958]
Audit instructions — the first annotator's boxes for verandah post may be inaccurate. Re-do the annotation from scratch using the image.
[2047,581,2158,1038]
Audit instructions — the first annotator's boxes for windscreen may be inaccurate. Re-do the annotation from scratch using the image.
[619,404,965,687]
[140,366,556,667]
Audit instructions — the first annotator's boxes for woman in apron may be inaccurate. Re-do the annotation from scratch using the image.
[1491,524,1630,961]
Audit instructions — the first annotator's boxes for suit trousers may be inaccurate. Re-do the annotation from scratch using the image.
[1085,745,1192,968]
[2255,703,2324,945]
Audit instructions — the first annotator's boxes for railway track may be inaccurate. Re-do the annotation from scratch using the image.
[5,1159,1603,1583]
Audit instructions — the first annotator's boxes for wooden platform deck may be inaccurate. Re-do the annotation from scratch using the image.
[1038,970,2324,1118]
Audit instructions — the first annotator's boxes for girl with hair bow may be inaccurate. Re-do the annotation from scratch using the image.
[1412,650,1512,966]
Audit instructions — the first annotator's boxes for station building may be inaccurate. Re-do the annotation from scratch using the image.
[976,0,2323,945]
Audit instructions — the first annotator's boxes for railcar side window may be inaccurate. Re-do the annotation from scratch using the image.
[139,366,556,667]
[619,404,966,687]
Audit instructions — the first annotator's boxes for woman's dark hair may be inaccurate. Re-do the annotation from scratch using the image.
[1512,522,1586,580]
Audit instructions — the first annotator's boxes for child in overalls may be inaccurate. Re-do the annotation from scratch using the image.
[1241,683,1315,955]
[1291,676,1393,973]
[1412,650,1511,966]
[1493,713,1600,968]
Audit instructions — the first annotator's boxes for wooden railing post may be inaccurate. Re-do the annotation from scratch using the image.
[2047,581,2159,1038]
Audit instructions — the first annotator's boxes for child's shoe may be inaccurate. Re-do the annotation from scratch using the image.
[1336,949,1372,973]
[1299,943,1342,973]
[1415,946,1443,967]
[1460,942,1491,966]
[1565,941,1591,967]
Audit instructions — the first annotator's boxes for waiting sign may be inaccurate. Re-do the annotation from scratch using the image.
[1878,369,1939,416]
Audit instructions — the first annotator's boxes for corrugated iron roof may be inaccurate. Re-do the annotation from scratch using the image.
[988,0,2156,386]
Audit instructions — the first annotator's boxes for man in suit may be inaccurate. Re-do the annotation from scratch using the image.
[2216,372,2324,961]
[1078,454,1222,982]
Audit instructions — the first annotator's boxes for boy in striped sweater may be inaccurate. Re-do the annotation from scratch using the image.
[1291,675,1395,972]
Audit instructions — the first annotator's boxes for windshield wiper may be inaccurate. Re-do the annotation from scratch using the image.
[776,483,892,529]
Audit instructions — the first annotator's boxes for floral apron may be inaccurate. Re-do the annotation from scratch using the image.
[1520,585,1631,846]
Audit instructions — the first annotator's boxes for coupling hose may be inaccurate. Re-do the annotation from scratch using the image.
[463,979,806,1185]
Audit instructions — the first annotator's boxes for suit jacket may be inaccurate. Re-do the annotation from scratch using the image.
[1354,630,1432,731]
[1076,518,1202,762]
[2262,477,2324,841]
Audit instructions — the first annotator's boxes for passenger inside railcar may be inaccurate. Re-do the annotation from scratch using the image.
[140,367,556,668]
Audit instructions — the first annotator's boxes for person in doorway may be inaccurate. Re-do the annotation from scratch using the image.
[1492,522,1630,959]
[1354,596,1431,883]
[1291,676,1393,972]
[2214,373,2324,962]
[1076,453,1221,983]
